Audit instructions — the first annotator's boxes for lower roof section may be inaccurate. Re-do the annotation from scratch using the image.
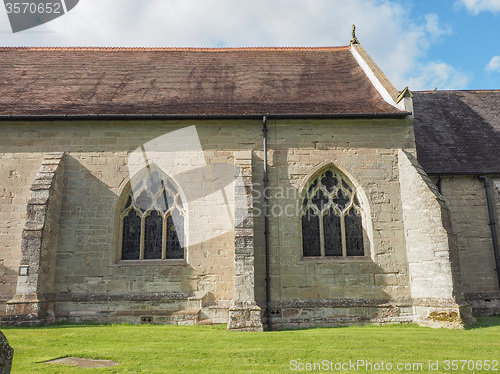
[413,90,500,175]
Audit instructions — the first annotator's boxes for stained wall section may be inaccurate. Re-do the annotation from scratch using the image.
[0,117,479,327]
[436,175,500,315]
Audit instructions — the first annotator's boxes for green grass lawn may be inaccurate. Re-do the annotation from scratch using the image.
[2,317,500,373]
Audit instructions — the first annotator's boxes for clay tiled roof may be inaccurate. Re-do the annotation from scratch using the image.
[0,46,404,117]
[413,90,500,174]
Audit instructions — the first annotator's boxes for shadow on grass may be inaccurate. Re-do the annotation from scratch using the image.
[275,322,426,333]
[1,321,227,330]
[0,321,117,330]
[468,315,500,329]
[2,316,500,331]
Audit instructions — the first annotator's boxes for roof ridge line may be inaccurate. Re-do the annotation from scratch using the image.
[0,45,351,52]
[414,89,500,93]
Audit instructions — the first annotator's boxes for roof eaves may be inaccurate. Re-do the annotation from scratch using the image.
[0,112,411,121]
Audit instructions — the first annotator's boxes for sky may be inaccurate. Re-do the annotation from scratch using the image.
[0,0,499,91]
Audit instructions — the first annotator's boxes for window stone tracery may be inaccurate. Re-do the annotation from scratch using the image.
[121,170,185,261]
[301,169,364,257]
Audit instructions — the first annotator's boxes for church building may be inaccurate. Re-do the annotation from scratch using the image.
[0,35,498,330]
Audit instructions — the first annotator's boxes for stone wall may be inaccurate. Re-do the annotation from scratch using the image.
[3,153,64,325]
[1,117,482,328]
[253,119,417,328]
[0,151,45,317]
[435,175,500,315]
[0,121,243,324]
[398,151,473,328]
[51,149,237,324]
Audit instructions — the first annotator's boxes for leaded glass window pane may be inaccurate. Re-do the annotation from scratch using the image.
[321,170,337,192]
[307,179,318,194]
[333,189,350,211]
[122,209,141,260]
[146,171,163,194]
[156,195,169,212]
[323,208,342,256]
[312,189,328,211]
[125,196,132,209]
[345,208,364,256]
[302,210,321,256]
[166,212,183,259]
[136,190,152,212]
[144,211,163,260]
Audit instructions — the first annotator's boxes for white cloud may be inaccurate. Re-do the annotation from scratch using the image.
[424,13,452,39]
[0,0,465,90]
[407,62,471,90]
[459,0,500,14]
[486,56,500,72]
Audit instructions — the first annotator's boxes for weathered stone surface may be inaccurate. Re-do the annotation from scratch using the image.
[0,331,14,374]
[0,118,493,329]
[398,150,475,327]
[46,357,119,368]
[436,175,500,315]
[228,152,263,331]
[228,303,263,332]
[2,152,65,326]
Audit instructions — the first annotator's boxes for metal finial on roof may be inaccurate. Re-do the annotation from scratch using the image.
[351,24,359,44]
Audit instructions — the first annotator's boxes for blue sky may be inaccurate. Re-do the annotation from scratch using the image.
[406,0,500,89]
[0,0,499,91]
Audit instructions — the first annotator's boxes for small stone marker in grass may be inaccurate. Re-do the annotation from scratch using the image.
[46,357,120,368]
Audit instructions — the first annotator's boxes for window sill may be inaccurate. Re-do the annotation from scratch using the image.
[301,256,371,263]
[115,259,187,266]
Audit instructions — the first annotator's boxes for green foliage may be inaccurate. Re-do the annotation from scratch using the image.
[2,316,499,373]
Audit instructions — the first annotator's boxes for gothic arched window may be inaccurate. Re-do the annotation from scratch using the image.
[301,169,364,257]
[120,170,185,261]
